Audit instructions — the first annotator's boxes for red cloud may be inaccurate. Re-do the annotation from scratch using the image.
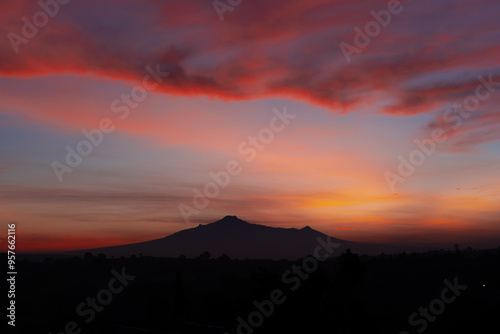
[0,0,499,133]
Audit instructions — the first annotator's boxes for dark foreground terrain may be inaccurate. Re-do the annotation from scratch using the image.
[2,247,499,334]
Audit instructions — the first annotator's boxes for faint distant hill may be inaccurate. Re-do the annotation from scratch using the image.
[65,215,418,259]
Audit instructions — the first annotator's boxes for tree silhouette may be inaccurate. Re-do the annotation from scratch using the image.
[196,251,211,260]
[217,253,230,261]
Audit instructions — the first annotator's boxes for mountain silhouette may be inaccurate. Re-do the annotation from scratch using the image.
[67,216,414,259]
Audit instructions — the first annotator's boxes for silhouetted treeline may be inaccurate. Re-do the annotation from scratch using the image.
[2,247,499,334]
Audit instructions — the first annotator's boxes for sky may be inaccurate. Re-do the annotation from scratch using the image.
[1,0,499,252]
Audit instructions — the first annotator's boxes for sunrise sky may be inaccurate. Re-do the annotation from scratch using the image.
[1,0,499,252]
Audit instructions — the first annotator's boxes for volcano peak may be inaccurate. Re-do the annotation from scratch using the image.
[215,215,248,224]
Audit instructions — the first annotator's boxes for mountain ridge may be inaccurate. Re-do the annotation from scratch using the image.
[64,215,415,259]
